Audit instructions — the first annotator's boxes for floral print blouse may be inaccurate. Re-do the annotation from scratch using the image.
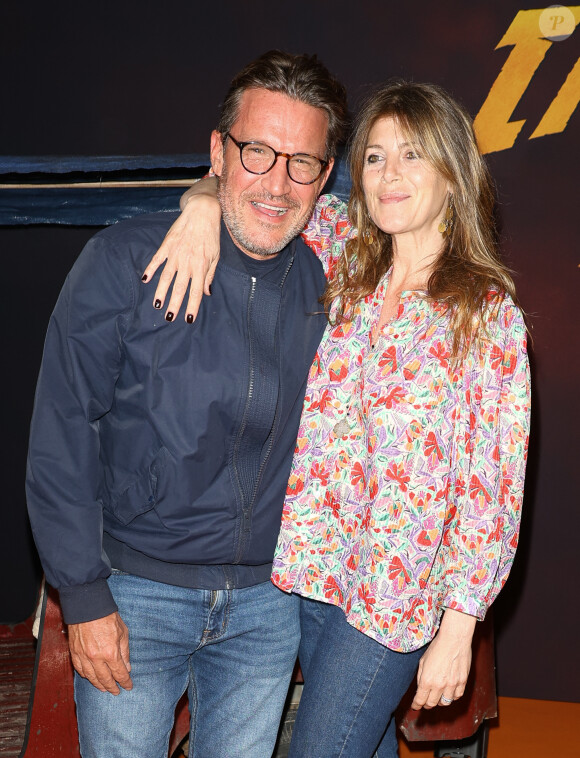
[272,196,531,652]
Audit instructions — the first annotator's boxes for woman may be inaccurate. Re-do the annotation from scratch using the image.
[144,81,530,758]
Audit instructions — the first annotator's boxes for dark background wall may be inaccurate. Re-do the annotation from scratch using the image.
[1,1,578,702]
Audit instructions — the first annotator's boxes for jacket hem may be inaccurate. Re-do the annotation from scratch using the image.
[104,532,273,590]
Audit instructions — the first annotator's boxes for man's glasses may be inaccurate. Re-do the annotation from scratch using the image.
[225,133,329,185]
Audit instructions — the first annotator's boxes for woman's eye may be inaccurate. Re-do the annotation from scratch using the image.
[365,153,382,165]
[405,150,420,160]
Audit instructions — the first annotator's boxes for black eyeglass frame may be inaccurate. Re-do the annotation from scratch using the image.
[225,133,329,185]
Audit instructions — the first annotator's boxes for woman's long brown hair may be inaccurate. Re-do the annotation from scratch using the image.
[322,81,521,359]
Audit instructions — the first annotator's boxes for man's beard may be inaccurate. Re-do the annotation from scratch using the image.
[218,170,316,257]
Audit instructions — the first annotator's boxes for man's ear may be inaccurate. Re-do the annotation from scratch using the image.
[318,157,334,194]
[210,131,225,177]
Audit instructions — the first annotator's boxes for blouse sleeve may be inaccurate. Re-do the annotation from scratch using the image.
[300,194,355,278]
[441,295,531,619]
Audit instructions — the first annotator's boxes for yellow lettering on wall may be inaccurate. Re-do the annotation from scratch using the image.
[474,6,580,155]
[530,56,580,138]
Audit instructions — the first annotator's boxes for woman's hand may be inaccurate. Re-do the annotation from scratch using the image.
[141,177,221,323]
[411,609,476,710]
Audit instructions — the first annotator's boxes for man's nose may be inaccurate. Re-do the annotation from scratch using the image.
[261,155,293,196]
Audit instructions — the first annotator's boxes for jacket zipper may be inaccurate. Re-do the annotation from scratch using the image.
[249,252,295,505]
[232,250,295,563]
[232,276,256,563]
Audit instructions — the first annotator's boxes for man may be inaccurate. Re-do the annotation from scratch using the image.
[26,51,348,758]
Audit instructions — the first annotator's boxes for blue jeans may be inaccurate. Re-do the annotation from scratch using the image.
[74,572,300,758]
[289,598,424,758]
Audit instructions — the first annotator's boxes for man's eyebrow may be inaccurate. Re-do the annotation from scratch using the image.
[235,137,323,156]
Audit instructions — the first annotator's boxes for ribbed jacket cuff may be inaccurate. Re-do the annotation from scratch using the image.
[58,578,118,625]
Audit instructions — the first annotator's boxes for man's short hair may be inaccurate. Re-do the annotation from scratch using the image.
[217,50,349,159]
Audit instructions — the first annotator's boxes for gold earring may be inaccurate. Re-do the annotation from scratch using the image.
[438,196,455,237]
[362,210,376,246]
[362,229,375,245]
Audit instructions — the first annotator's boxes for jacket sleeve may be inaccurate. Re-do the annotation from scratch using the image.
[301,194,355,278]
[441,296,531,619]
[26,233,136,624]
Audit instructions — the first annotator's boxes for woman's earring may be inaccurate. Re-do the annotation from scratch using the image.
[362,212,376,245]
[362,229,375,245]
[438,195,455,237]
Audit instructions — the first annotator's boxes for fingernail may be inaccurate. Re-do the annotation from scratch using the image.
[141,274,148,282]
[165,312,174,322]
[186,314,194,324]
[154,299,162,309]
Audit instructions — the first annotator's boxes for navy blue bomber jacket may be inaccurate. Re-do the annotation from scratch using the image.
[26,213,327,624]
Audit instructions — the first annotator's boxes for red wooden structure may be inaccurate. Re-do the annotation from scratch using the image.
[20,586,496,757]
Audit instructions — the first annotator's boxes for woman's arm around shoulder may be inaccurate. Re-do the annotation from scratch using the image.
[301,194,355,278]
[141,176,221,323]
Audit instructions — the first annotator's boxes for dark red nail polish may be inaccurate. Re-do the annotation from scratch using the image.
[165,312,174,322]
[141,274,148,282]
[154,299,162,309]
[186,314,194,324]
